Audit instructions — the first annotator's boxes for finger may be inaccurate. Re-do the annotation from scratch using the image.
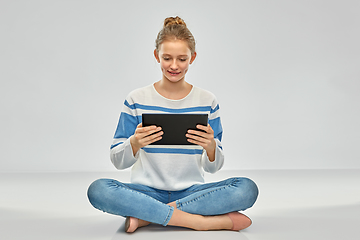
[195,124,207,131]
[140,125,158,132]
[196,124,213,133]
[186,133,209,144]
[133,127,162,146]
[145,130,163,140]
[186,138,207,148]
[144,127,162,137]
[136,125,161,134]
[187,137,216,152]
[187,129,212,139]
[143,136,163,145]
[142,131,163,145]
[136,129,163,145]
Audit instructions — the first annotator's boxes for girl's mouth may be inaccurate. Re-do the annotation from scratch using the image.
[168,71,180,76]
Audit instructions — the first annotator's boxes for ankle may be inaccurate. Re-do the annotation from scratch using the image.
[138,219,151,228]
[125,217,139,233]
[194,216,208,231]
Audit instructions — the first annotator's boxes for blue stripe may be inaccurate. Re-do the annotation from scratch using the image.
[211,104,219,114]
[113,112,138,139]
[209,117,223,141]
[110,142,123,149]
[142,147,203,155]
[124,100,219,114]
[124,100,136,109]
[111,142,221,151]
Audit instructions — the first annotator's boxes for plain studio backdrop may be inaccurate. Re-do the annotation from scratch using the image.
[0,0,359,172]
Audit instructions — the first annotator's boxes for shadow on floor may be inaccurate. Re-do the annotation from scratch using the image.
[246,203,360,240]
[111,221,250,240]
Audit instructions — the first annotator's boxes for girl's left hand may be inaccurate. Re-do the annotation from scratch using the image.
[186,124,216,160]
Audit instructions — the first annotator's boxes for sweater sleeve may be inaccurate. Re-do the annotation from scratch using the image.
[110,97,140,170]
[201,97,224,173]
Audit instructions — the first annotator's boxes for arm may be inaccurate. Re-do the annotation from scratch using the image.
[202,115,224,173]
[186,98,224,173]
[186,123,224,173]
[186,124,217,161]
[110,112,163,169]
[110,111,139,170]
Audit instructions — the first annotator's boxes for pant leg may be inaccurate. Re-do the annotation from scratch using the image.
[87,179,174,226]
[175,177,258,216]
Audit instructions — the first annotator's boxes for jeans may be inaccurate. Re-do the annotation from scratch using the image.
[87,177,258,226]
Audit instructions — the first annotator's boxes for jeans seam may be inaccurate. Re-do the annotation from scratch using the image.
[183,182,219,193]
[162,206,174,226]
[182,178,240,193]
[179,183,237,208]
[176,200,182,211]
[110,180,158,193]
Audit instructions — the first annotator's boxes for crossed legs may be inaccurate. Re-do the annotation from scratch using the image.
[87,177,258,233]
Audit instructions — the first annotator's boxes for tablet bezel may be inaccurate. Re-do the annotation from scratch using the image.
[142,113,208,145]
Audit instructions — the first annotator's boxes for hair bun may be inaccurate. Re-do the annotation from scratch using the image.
[164,16,186,27]
[156,16,196,55]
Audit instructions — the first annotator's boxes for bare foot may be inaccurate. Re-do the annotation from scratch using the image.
[125,217,150,233]
[197,214,233,231]
[226,212,252,231]
[193,212,251,231]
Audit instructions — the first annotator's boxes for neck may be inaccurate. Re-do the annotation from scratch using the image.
[161,77,187,91]
[155,78,192,100]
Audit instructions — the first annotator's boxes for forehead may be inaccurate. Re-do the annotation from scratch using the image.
[158,40,191,56]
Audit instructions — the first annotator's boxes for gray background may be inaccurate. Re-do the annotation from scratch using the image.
[1,0,359,172]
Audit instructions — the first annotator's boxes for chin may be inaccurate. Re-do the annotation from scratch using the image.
[164,74,184,83]
[167,77,185,83]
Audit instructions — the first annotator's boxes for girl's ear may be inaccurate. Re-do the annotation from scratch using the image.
[190,52,197,64]
[154,49,160,63]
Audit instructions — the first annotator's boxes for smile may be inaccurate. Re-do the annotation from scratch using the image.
[168,71,180,76]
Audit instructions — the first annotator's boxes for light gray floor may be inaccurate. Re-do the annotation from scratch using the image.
[1,169,359,240]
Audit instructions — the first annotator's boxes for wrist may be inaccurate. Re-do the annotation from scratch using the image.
[130,136,140,156]
[205,140,216,162]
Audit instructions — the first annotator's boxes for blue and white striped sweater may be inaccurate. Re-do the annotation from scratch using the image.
[111,103,222,149]
[110,84,224,191]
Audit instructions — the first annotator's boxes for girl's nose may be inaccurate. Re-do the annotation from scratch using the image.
[170,60,178,69]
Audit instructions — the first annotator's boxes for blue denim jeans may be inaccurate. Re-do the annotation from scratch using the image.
[87,177,258,226]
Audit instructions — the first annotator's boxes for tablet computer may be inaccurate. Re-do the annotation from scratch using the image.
[142,113,208,145]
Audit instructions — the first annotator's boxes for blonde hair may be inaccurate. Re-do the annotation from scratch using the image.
[155,16,196,55]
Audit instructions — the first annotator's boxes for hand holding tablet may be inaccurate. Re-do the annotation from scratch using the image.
[129,123,163,156]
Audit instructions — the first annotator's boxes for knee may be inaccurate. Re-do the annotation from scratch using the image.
[87,179,110,207]
[232,177,259,209]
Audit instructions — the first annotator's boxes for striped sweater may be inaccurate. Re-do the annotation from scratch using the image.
[110,84,224,191]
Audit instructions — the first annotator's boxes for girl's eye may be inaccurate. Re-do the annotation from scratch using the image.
[163,57,170,61]
[180,59,187,62]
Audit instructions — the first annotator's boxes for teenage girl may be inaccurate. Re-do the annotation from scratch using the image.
[87,16,258,233]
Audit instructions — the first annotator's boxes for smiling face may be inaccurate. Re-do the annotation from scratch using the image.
[154,40,196,84]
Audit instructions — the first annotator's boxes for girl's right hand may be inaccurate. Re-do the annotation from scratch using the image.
[130,123,163,155]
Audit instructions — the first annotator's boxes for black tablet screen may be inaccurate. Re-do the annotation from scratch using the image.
[142,114,208,145]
